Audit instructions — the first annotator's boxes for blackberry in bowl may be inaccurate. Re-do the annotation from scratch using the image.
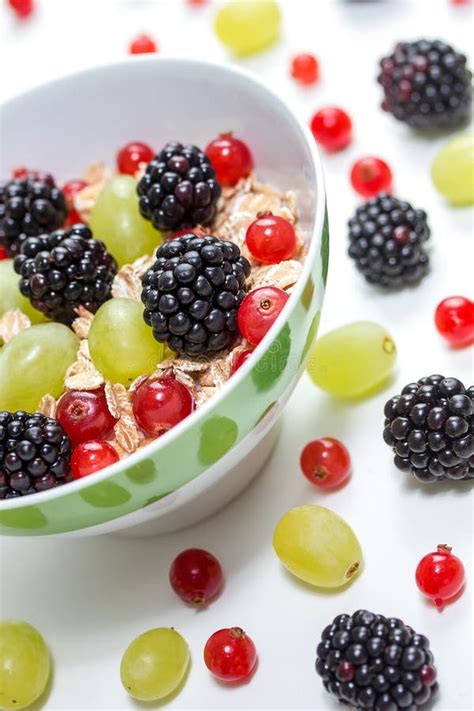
[383,375,473,483]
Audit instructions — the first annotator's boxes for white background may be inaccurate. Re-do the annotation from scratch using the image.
[0,1,473,709]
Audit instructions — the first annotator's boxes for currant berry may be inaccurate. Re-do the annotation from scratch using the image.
[129,34,158,55]
[132,374,195,438]
[246,213,297,264]
[435,296,474,348]
[62,179,87,227]
[204,627,257,682]
[187,0,208,5]
[117,141,154,176]
[416,544,465,609]
[56,388,117,446]
[350,157,393,199]
[310,107,352,152]
[205,133,253,186]
[12,167,44,179]
[169,548,224,605]
[231,348,254,374]
[7,0,34,18]
[70,440,119,480]
[0,246,7,260]
[300,437,351,490]
[290,53,320,86]
[238,287,289,346]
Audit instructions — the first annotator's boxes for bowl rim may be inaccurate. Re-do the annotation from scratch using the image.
[0,55,326,511]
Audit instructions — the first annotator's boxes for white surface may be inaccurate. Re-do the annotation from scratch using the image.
[0,1,473,710]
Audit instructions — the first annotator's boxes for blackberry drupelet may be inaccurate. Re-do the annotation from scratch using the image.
[0,411,72,499]
[0,174,68,257]
[315,610,438,710]
[14,224,117,325]
[383,375,474,484]
[137,142,222,231]
[378,39,472,130]
[348,193,430,288]
[141,232,251,356]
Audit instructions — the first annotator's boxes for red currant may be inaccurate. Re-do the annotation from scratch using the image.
[290,53,320,86]
[246,213,296,264]
[231,348,254,374]
[300,437,351,490]
[62,179,87,227]
[205,133,253,186]
[117,141,154,176]
[350,157,393,198]
[7,0,34,18]
[204,627,257,682]
[56,388,117,446]
[415,544,465,609]
[129,34,158,55]
[434,296,474,348]
[0,246,7,260]
[12,168,50,181]
[132,374,195,438]
[71,441,119,480]
[169,548,224,605]
[310,107,352,152]
[187,0,208,5]
[238,287,289,346]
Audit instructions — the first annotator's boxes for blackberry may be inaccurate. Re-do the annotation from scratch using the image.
[137,142,222,232]
[13,224,117,325]
[0,411,72,499]
[348,193,430,288]
[142,232,251,356]
[383,375,474,484]
[378,39,472,130]
[0,174,68,257]
[316,610,439,710]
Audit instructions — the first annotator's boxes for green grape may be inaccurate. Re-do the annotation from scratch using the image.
[215,0,281,57]
[273,505,363,588]
[0,620,51,710]
[0,323,78,411]
[431,132,474,207]
[89,298,164,387]
[0,260,46,324]
[120,627,190,701]
[307,321,396,398]
[90,175,163,267]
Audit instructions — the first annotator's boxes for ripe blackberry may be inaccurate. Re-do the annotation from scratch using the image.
[383,375,474,484]
[316,610,438,710]
[0,411,72,499]
[378,39,472,130]
[348,193,430,288]
[137,142,222,231]
[14,224,117,325]
[141,232,251,356]
[0,174,68,257]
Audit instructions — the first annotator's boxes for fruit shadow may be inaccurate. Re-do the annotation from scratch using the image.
[401,475,473,497]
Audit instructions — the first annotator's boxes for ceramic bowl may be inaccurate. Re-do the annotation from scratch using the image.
[0,57,328,537]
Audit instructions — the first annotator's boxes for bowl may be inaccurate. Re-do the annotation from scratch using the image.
[0,57,328,538]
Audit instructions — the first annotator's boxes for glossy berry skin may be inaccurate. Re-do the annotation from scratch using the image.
[133,374,195,438]
[238,287,289,346]
[129,34,158,55]
[56,389,117,446]
[291,53,320,85]
[7,0,34,18]
[416,544,465,609]
[310,107,352,152]
[246,213,297,264]
[204,627,257,682]
[117,141,154,176]
[169,548,224,605]
[300,437,351,490]
[70,440,119,480]
[62,179,87,227]
[435,296,474,348]
[205,133,253,186]
[350,157,393,199]
[231,348,254,374]
[0,246,7,260]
